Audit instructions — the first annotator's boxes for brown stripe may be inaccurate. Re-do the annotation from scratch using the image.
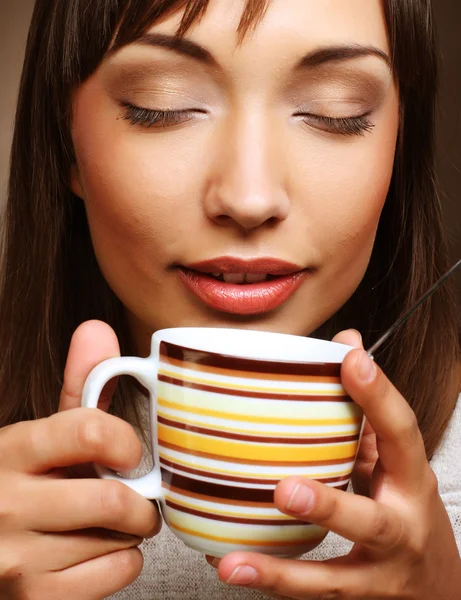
[161,468,276,503]
[158,374,351,402]
[160,457,351,486]
[164,483,275,508]
[161,355,341,384]
[160,441,356,467]
[159,415,360,445]
[165,499,308,526]
[160,341,341,377]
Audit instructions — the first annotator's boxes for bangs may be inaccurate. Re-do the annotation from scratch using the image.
[56,0,269,89]
[113,0,270,50]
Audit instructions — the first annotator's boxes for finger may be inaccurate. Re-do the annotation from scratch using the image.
[333,331,377,496]
[341,349,428,490]
[332,329,363,348]
[38,548,143,600]
[351,421,378,497]
[216,553,378,599]
[274,476,405,554]
[24,477,161,538]
[351,431,379,496]
[4,529,143,574]
[1,408,143,474]
[59,320,120,413]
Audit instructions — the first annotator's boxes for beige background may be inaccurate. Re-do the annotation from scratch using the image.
[0,0,460,295]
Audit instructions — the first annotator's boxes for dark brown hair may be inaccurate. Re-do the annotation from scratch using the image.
[1,0,459,458]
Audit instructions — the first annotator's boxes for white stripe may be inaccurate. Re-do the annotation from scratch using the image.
[162,462,274,489]
[167,528,324,559]
[158,404,358,435]
[160,445,355,476]
[158,381,362,420]
[159,361,344,394]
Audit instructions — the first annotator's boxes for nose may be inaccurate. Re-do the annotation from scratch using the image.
[203,112,290,231]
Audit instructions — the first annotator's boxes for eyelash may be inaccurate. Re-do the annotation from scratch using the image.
[121,103,375,137]
[122,104,200,128]
[297,113,375,136]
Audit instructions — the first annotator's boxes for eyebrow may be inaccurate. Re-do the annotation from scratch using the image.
[296,45,391,69]
[134,33,218,67]
[132,33,390,71]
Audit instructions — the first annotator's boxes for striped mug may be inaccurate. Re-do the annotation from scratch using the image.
[82,328,363,558]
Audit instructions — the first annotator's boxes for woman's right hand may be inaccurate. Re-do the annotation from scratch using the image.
[0,321,161,599]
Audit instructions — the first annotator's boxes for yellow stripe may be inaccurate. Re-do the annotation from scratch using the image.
[158,398,361,426]
[169,521,320,547]
[159,451,351,479]
[167,496,292,520]
[159,368,344,396]
[158,425,358,462]
[158,410,357,438]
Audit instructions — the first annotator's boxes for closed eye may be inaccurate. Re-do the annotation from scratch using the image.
[121,103,207,128]
[294,112,375,136]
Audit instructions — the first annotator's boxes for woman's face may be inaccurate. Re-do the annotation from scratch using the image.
[71,0,399,355]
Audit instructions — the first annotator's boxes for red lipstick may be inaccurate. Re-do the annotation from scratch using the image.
[178,257,308,315]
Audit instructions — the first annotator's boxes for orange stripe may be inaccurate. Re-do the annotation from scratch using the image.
[160,440,356,467]
[158,424,358,461]
[158,398,362,426]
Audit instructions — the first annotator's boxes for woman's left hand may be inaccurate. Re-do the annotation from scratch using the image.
[209,330,461,599]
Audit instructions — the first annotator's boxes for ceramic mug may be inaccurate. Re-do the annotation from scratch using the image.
[81,328,363,558]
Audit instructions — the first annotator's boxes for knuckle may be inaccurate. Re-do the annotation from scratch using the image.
[404,524,429,559]
[364,509,404,553]
[0,549,26,583]
[0,488,15,529]
[393,412,420,447]
[21,422,43,460]
[266,569,293,596]
[424,467,439,498]
[403,412,420,442]
[75,415,108,454]
[109,548,143,577]
[369,510,391,544]
[0,423,17,445]
[316,494,338,526]
[0,500,19,530]
[99,481,133,522]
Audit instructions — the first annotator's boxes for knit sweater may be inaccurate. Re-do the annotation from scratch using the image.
[110,395,461,600]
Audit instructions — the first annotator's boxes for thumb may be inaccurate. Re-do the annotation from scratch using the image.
[332,328,363,349]
[58,320,121,413]
[332,329,378,495]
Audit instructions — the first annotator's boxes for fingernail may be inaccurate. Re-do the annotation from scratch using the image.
[211,558,221,568]
[286,482,315,514]
[226,565,259,586]
[357,350,377,382]
[350,329,363,345]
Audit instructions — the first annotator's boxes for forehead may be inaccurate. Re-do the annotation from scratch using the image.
[142,0,390,55]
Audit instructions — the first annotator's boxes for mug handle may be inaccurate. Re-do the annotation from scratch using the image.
[81,356,163,500]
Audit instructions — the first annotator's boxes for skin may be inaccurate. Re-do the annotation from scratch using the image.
[70,0,398,355]
[0,1,459,599]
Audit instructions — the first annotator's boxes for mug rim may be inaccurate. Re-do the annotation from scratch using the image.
[152,327,354,364]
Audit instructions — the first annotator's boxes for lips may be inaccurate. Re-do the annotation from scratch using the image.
[178,257,308,315]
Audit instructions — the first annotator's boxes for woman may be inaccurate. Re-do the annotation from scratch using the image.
[0,0,459,598]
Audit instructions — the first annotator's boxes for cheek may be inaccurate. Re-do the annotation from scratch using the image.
[295,118,398,266]
[71,91,209,275]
